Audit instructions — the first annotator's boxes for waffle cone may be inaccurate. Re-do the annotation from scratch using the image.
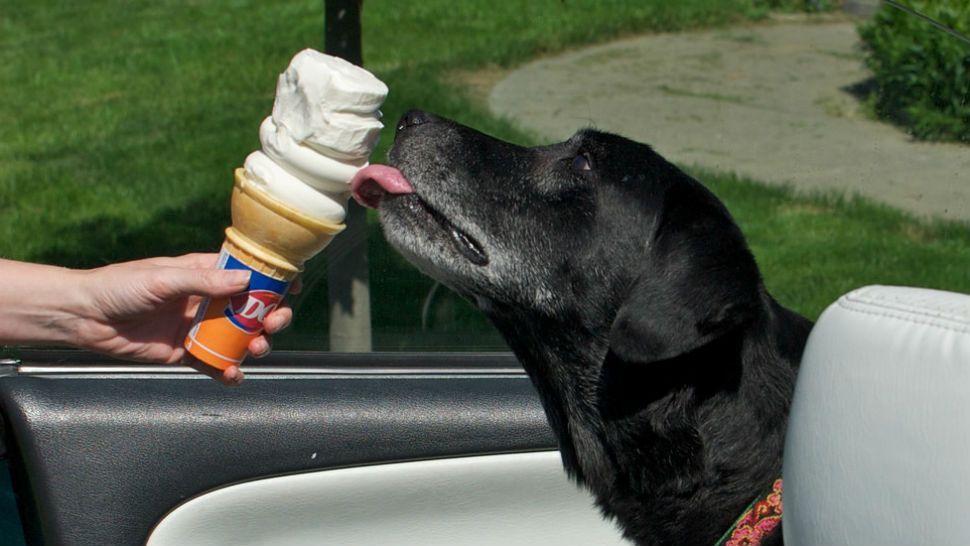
[184,168,346,370]
[225,168,345,278]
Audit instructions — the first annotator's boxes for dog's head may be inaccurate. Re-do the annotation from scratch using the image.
[353,111,763,364]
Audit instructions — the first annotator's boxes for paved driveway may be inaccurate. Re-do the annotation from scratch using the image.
[490,17,969,223]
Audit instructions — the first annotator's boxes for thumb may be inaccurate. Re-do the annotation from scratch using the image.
[151,268,251,300]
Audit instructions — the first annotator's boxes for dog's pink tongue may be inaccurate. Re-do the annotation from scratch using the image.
[351,165,414,209]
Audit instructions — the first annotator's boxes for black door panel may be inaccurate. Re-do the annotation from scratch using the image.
[0,351,556,546]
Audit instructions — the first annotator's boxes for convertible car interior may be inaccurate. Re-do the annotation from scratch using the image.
[0,284,967,545]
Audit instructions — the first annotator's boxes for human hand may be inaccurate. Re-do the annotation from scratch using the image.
[72,253,299,385]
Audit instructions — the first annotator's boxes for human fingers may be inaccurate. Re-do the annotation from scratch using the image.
[221,365,245,386]
[151,267,251,301]
[113,253,221,270]
[248,335,272,359]
[153,253,221,270]
[184,355,246,387]
[262,302,293,335]
[257,276,299,334]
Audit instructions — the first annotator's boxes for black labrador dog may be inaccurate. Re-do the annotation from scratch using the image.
[352,111,812,546]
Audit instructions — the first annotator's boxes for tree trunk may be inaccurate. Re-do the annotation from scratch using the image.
[324,0,372,352]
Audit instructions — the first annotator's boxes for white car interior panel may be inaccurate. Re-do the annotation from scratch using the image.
[148,451,626,546]
[784,285,970,545]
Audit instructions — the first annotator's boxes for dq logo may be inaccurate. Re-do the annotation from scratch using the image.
[224,290,282,333]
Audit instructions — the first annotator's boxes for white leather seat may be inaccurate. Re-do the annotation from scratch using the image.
[783,285,970,545]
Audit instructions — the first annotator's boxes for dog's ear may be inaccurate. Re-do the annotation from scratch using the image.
[608,263,759,364]
[607,205,762,364]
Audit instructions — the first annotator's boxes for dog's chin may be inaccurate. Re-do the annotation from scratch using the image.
[378,194,490,286]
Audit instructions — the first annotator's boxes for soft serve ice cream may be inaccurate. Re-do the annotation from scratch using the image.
[185,49,389,372]
[243,49,388,222]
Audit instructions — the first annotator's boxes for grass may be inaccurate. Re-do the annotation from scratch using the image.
[0,0,767,263]
[1,0,968,352]
[695,168,970,319]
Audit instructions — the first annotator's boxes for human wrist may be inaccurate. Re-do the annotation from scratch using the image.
[52,267,104,347]
[0,259,92,346]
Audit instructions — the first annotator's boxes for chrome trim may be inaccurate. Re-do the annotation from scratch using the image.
[15,364,527,378]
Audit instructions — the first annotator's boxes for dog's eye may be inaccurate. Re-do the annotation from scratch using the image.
[572,152,592,172]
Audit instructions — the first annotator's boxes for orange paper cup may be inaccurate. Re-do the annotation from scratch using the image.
[184,246,292,370]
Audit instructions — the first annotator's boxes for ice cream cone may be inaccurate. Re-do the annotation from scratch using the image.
[184,168,345,370]
[183,49,387,373]
[227,168,345,274]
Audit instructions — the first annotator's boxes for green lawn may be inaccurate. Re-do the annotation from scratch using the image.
[697,168,970,319]
[0,0,766,265]
[2,0,968,351]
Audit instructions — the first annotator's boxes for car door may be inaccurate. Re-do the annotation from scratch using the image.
[0,349,626,546]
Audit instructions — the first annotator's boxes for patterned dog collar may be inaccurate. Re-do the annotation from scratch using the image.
[715,479,783,546]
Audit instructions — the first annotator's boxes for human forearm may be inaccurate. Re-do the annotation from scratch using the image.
[0,258,89,346]
[0,254,293,388]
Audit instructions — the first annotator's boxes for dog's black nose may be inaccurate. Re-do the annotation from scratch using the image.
[396,110,434,132]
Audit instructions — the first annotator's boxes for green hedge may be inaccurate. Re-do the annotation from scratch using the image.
[752,0,833,10]
[858,1,970,143]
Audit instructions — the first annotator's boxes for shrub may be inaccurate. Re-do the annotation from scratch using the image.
[858,1,970,143]
[752,0,835,11]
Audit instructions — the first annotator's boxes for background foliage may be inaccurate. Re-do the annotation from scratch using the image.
[2,0,968,350]
[859,1,970,142]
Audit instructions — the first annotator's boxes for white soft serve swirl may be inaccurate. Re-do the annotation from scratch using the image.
[243,49,388,223]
